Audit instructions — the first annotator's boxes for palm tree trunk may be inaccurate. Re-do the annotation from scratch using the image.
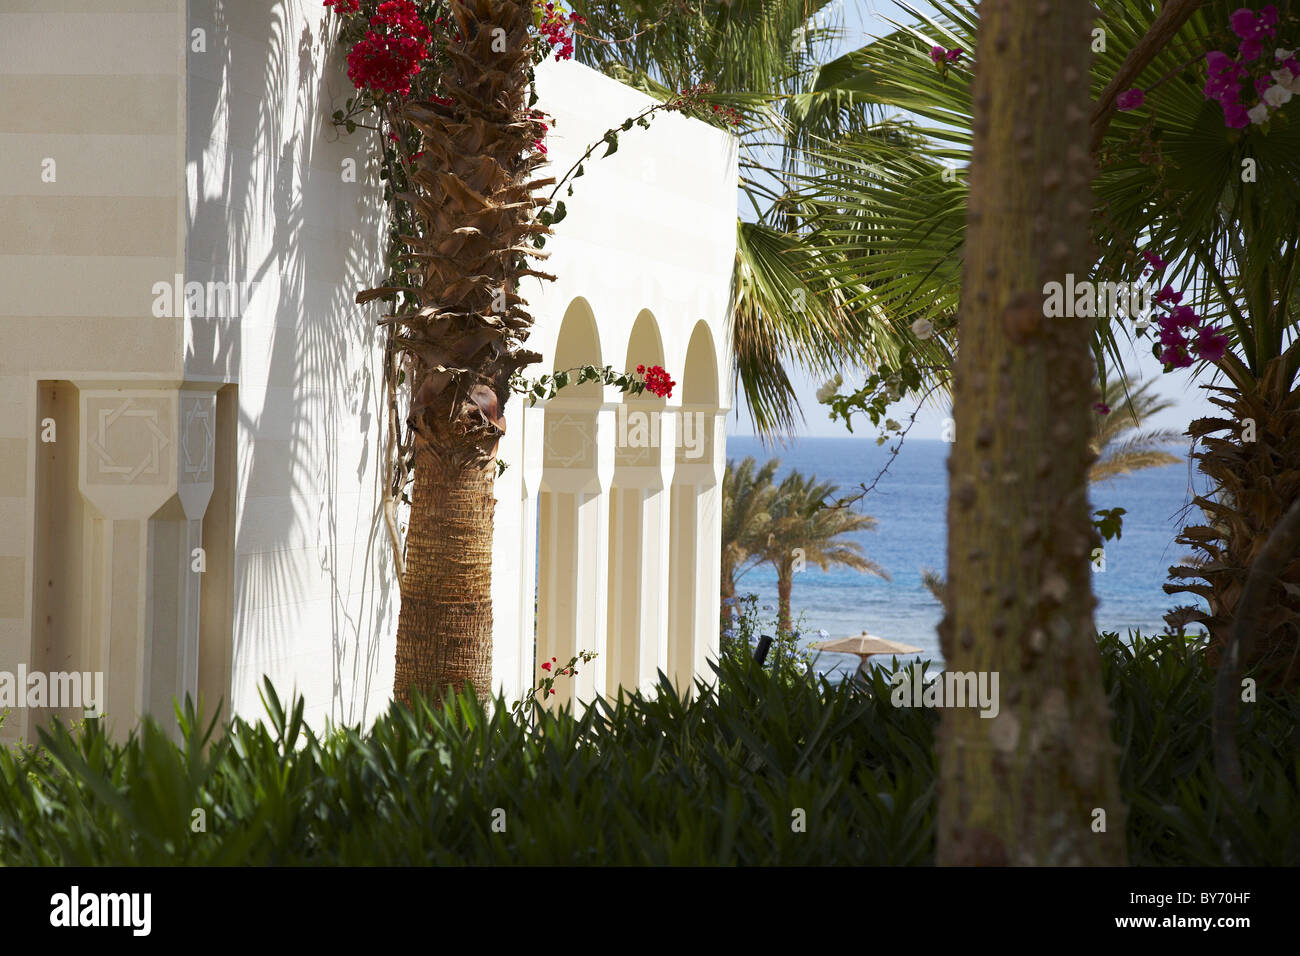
[1168,357,1300,691]
[720,554,736,625]
[938,0,1126,865]
[394,445,496,704]
[777,566,793,637]
[376,0,549,706]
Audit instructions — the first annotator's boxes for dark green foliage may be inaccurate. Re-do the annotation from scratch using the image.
[0,632,1294,865]
[1102,632,1300,865]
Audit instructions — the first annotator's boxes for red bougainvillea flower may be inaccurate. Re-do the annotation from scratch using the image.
[344,0,430,96]
[641,364,676,398]
[1093,402,1111,415]
[324,0,360,12]
[536,2,581,60]
[347,30,426,95]
[1116,87,1145,110]
[541,661,551,671]
[548,688,556,695]
[373,0,431,44]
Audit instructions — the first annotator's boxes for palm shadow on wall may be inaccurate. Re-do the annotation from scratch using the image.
[184,0,395,727]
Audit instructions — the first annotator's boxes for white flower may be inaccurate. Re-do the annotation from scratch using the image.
[1264,83,1293,108]
[1270,67,1300,94]
[911,317,935,340]
[1248,102,1271,125]
[1276,48,1295,61]
[815,373,843,403]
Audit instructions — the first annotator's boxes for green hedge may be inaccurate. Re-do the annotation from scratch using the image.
[0,632,1295,865]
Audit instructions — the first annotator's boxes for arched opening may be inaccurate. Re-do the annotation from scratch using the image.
[537,299,607,707]
[668,321,722,692]
[607,310,667,696]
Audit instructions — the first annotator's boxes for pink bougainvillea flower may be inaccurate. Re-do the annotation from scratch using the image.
[1155,285,1182,305]
[1169,304,1200,328]
[1194,326,1230,362]
[1157,326,1187,350]
[1231,6,1278,61]
[1231,5,1279,40]
[1160,341,1194,368]
[930,45,963,65]
[1141,250,1168,274]
[1093,402,1111,415]
[1224,100,1252,127]
[1117,87,1145,110]
[1230,8,1258,37]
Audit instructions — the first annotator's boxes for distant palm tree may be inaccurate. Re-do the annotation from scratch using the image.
[920,567,946,606]
[721,457,780,620]
[1090,376,1183,483]
[759,471,889,635]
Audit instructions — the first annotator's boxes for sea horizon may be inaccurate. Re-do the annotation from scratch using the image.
[724,435,1210,681]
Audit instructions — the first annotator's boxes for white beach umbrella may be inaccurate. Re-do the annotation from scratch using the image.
[810,634,924,658]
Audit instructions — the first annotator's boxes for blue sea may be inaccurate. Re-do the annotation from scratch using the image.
[724,436,1210,681]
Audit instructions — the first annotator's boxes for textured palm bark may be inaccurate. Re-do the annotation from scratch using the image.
[394,447,496,703]
[937,0,1126,865]
[364,0,552,705]
[776,566,793,637]
[1213,495,1300,804]
[1166,357,1300,691]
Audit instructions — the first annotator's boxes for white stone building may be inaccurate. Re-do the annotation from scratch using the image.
[0,1,734,742]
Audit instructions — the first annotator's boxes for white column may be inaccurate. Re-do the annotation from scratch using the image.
[75,385,216,740]
[666,403,720,693]
[516,397,546,701]
[606,398,672,697]
[536,396,611,709]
